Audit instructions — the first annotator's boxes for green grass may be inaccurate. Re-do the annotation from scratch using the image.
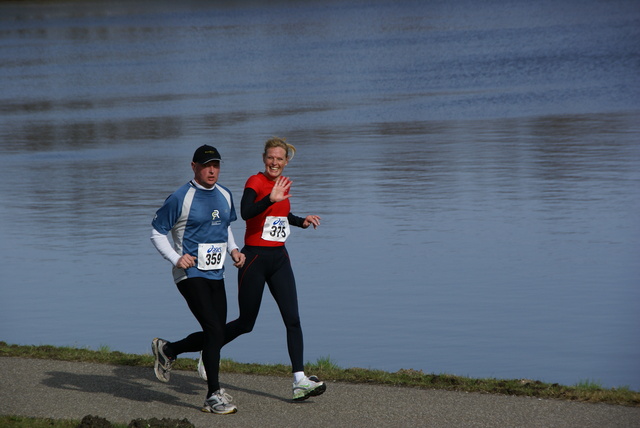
[2,341,639,414]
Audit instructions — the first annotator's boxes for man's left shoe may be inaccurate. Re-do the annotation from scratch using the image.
[201,389,237,415]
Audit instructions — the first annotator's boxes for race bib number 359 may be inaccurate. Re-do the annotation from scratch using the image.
[197,243,227,270]
[262,216,290,242]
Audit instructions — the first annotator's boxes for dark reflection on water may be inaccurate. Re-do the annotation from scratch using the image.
[1,0,639,390]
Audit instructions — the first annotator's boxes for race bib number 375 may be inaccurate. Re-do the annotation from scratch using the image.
[262,216,290,242]
[197,243,227,270]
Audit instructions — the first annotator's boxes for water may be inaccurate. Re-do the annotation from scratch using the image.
[1,0,639,390]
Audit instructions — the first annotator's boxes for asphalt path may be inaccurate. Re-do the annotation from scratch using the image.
[1,357,638,428]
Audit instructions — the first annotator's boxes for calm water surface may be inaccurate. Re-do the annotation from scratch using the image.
[1,0,639,390]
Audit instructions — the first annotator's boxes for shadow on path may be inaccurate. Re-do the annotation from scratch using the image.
[41,367,205,411]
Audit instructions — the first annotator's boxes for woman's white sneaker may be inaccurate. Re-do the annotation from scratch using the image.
[197,351,208,381]
[292,375,326,401]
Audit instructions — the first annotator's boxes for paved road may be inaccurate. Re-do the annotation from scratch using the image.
[1,357,638,428]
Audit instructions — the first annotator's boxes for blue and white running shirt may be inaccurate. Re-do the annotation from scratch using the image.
[152,181,238,283]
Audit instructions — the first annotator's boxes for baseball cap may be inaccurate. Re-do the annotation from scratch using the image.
[192,145,222,164]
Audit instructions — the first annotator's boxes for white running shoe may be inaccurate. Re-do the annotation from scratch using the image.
[151,338,174,383]
[197,351,208,381]
[201,389,237,415]
[292,375,326,401]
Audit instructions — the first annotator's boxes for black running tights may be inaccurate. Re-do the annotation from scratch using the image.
[224,245,304,373]
[170,277,227,395]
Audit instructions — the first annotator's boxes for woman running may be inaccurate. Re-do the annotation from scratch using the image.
[224,137,326,401]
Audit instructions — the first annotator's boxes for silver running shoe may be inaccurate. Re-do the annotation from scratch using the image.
[292,375,326,401]
[151,338,174,383]
[201,389,237,415]
[197,351,208,381]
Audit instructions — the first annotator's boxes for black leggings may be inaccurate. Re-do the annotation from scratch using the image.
[170,277,227,395]
[224,245,304,372]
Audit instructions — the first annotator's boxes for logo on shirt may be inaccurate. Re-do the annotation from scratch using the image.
[211,210,221,226]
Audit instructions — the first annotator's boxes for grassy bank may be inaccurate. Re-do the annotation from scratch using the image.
[1,341,638,421]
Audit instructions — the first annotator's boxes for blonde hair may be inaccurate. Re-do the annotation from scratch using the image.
[264,137,296,161]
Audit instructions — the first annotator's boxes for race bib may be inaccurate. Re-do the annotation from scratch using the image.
[197,243,227,270]
[262,216,290,242]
